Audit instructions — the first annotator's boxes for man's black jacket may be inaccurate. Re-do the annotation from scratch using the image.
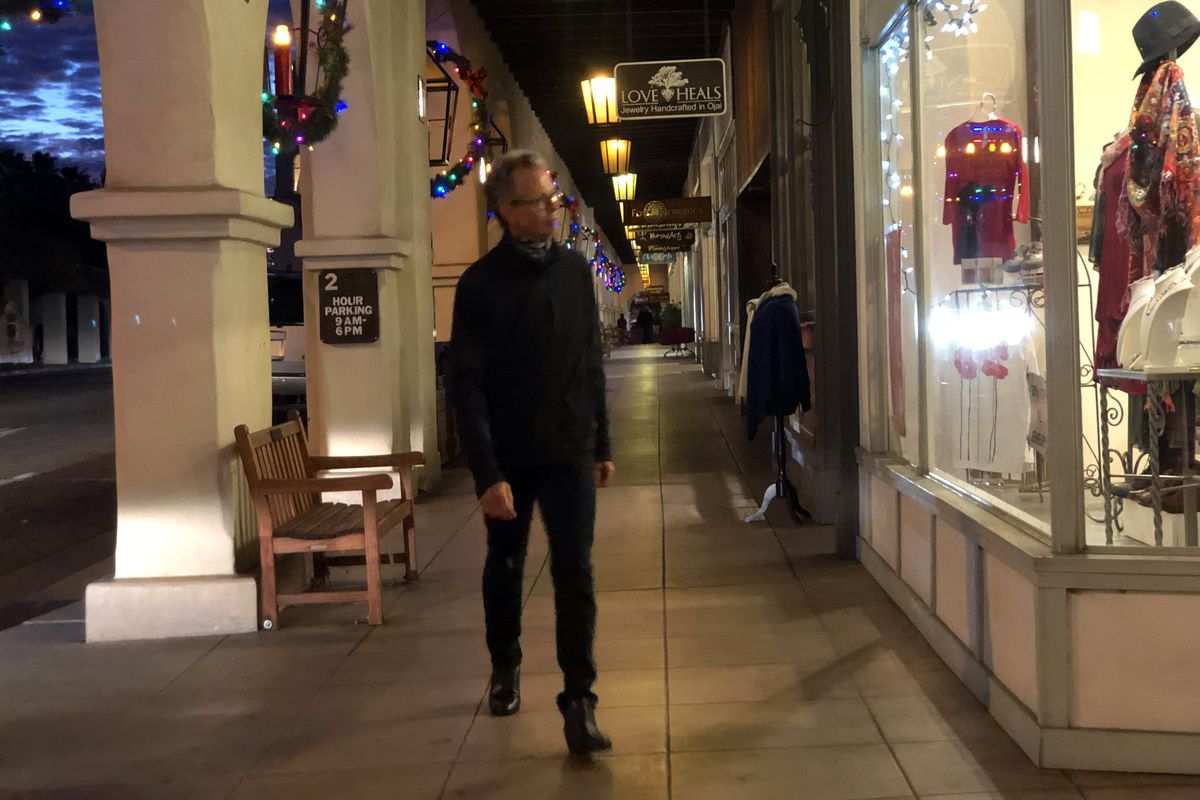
[449,235,611,497]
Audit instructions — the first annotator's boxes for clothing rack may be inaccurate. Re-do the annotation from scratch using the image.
[745,414,812,524]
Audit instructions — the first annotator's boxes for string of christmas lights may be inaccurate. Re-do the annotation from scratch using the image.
[554,178,625,293]
[428,40,489,198]
[0,0,73,30]
[923,0,988,41]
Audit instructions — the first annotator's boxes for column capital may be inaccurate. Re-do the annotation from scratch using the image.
[296,236,413,271]
[71,187,294,248]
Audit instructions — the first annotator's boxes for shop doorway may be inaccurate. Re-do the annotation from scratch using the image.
[737,159,774,343]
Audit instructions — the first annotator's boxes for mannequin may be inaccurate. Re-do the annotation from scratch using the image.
[1101,2,1200,509]
[1121,3,1200,280]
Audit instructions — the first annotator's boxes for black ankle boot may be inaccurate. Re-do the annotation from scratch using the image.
[488,665,520,716]
[561,696,612,756]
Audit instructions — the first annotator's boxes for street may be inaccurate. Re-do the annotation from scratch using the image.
[0,367,115,628]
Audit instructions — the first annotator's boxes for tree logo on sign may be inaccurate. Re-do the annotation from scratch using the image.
[648,65,689,102]
[643,201,668,224]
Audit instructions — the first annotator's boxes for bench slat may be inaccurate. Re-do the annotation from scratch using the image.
[276,500,411,540]
[246,420,302,449]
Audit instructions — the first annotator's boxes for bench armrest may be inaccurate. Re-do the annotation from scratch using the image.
[309,453,426,471]
[256,475,393,494]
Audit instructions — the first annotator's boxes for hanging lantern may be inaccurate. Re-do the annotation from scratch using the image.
[426,48,459,166]
[581,76,618,125]
[600,138,631,175]
[612,172,638,202]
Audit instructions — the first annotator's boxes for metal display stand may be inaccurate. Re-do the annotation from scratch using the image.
[745,415,812,524]
[1096,367,1200,546]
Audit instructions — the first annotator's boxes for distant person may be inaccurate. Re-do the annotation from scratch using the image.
[636,306,654,344]
[616,313,628,345]
[449,149,615,756]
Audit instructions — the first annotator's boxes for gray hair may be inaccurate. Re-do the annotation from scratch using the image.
[486,149,549,222]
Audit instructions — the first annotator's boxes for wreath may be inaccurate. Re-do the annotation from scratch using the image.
[263,0,351,156]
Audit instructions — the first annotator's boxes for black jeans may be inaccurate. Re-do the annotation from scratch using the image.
[482,460,598,707]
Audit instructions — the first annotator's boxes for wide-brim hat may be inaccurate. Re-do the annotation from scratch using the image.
[1134,1,1200,76]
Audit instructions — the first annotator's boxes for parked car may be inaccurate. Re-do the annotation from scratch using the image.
[269,272,306,423]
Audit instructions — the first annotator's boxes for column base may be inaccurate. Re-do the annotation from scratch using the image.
[86,575,258,642]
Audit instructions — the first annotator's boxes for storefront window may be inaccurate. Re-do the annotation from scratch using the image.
[915,0,1050,534]
[879,13,921,465]
[1072,0,1200,548]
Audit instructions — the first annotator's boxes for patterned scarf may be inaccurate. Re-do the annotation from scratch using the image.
[1119,61,1200,277]
[512,236,552,262]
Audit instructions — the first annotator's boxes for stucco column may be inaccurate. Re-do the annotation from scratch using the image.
[72,0,292,641]
[296,0,440,492]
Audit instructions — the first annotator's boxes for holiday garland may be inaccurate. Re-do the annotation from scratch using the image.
[556,180,624,293]
[428,40,490,198]
[263,1,351,156]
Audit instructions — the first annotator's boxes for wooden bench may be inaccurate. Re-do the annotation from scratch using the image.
[234,411,423,629]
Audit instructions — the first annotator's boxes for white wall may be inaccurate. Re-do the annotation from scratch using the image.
[34,292,68,365]
[1070,1,1200,196]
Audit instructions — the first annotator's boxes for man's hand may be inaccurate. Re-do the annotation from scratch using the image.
[595,461,616,488]
[481,481,517,520]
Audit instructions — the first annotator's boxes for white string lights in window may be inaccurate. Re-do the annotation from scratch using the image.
[924,0,989,39]
[879,18,915,292]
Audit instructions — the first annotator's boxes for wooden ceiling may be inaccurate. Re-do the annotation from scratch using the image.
[469,0,734,264]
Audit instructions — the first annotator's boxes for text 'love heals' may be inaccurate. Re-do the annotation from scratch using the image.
[614,59,728,120]
[319,269,380,345]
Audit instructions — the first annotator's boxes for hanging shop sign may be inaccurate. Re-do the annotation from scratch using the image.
[624,197,713,226]
[638,252,678,264]
[636,228,696,252]
[319,269,380,345]
[614,58,727,120]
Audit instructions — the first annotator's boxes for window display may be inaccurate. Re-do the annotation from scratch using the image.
[868,0,1200,546]
[1075,0,1200,547]
[918,0,1049,532]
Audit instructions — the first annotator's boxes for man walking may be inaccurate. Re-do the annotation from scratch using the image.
[449,150,615,756]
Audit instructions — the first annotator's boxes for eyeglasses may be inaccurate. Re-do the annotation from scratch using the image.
[508,192,563,209]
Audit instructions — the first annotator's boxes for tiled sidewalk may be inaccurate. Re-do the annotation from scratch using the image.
[1,349,1197,798]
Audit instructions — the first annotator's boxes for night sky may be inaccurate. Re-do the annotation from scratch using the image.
[0,0,292,184]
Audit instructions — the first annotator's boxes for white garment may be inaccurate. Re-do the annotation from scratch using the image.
[936,336,1038,476]
[736,282,798,404]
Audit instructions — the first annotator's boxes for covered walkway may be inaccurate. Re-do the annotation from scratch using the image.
[0,350,1187,798]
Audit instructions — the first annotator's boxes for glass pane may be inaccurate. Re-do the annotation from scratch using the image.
[919,0,1050,535]
[1073,1,1200,548]
[879,13,920,465]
